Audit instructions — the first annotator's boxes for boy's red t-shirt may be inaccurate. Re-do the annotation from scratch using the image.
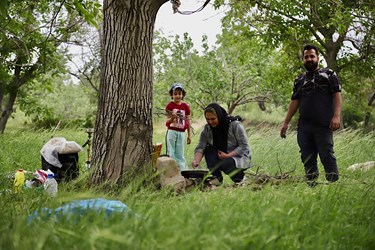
[165,102,190,132]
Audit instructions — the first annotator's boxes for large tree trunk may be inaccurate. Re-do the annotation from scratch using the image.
[90,0,168,184]
[364,91,375,127]
[0,89,17,134]
[0,63,38,134]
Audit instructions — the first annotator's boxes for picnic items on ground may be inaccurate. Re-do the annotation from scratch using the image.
[28,198,133,223]
[43,173,58,197]
[19,169,57,196]
[13,169,25,193]
[35,169,48,184]
[41,137,82,182]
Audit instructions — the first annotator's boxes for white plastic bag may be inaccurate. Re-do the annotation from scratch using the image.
[40,137,83,168]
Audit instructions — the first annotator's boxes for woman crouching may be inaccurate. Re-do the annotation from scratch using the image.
[192,103,252,186]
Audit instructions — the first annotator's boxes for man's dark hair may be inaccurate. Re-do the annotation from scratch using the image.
[303,44,319,56]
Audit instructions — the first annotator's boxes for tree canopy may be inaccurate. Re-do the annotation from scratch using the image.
[214,0,375,72]
[0,0,101,133]
[153,29,281,115]
[213,0,374,127]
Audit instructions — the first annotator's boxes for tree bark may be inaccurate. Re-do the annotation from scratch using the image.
[0,62,39,134]
[364,91,375,127]
[0,89,17,134]
[90,0,168,184]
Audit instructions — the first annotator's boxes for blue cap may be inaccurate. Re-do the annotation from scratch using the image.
[170,82,184,91]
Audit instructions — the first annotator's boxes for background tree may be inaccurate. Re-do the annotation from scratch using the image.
[215,28,277,113]
[339,55,375,128]
[215,0,375,72]
[18,73,97,129]
[153,30,279,115]
[67,24,101,95]
[0,0,101,134]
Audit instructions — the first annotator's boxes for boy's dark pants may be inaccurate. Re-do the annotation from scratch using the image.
[297,123,339,182]
[204,144,244,183]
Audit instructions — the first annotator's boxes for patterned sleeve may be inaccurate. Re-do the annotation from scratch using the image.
[194,126,209,154]
[291,75,302,100]
[232,122,250,156]
[328,70,342,93]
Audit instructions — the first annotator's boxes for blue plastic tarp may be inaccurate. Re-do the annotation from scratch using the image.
[28,198,132,223]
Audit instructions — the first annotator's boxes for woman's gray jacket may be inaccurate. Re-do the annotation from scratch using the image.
[194,121,252,169]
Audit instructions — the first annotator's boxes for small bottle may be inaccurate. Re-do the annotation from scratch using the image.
[44,174,58,197]
[14,169,25,193]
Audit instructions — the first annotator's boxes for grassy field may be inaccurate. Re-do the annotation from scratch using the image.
[0,114,374,249]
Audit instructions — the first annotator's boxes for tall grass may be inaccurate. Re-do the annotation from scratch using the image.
[0,119,374,249]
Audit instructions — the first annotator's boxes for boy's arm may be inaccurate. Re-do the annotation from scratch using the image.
[165,108,177,125]
[186,115,191,144]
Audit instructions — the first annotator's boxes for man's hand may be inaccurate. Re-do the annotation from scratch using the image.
[280,123,288,138]
[330,115,341,131]
[187,136,191,145]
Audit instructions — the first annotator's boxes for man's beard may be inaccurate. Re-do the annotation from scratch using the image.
[304,61,319,71]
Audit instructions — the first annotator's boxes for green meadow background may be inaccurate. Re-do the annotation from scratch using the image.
[0,107,374,250]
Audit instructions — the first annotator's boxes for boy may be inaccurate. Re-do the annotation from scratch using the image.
[165,82,191,171]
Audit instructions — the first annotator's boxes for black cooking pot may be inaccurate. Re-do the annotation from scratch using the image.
[181,169,209,179]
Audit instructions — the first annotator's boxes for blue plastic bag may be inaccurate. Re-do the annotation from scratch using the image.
[28,198,132,223]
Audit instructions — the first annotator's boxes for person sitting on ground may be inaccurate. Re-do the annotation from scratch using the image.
[191,103,252,186]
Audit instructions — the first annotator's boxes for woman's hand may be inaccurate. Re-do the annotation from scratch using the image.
[192,152,203,169]
[218,150,229,160]
[218,150,237,159]
[192,160,199,169]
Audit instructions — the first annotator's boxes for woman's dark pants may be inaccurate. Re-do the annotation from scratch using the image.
[204,145,244,183]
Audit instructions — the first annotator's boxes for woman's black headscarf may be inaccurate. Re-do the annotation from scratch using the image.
[205,103,230,152]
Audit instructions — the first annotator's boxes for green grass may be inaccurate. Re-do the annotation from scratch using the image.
[0,118,374,250]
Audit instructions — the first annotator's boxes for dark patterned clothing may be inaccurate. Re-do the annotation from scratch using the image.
[195,121,252,169]
[297,123,339,182]
[292,68,341,127]
[203,144,245,183]
[291,68,341,182]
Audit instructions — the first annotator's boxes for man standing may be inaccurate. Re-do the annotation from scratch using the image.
[280,44,342,183]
